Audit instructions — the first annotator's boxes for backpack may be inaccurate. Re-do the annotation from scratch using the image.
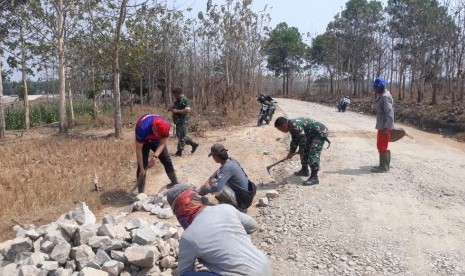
[231,160,257,209]
[231,180,257,209]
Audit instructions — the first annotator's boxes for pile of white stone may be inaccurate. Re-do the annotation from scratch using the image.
[0,193,183,276]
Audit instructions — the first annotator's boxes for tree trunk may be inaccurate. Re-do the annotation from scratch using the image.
[417,78,423,103]
[286,71,290,95]
[0,57,5,139]
[431,49,440,105]
[460,74,465,102]
[68,85,74,125]
[55,0,68,133]
[330,73,334,94]
[282,72,285,95]
[147,74,152,105]
[390,40,395,93]
[91,50,98,115]
[409,72,414,100]
[139,77,143,106]
[21,29,30,131]
[192,25,197,105]
[112,0,128,139]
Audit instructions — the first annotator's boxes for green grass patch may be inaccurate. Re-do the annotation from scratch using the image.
[5,99,113,130]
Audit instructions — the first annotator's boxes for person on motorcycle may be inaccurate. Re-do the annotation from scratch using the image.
[257,93,276,123]
[257,93,274,106]
[338,95,351,112]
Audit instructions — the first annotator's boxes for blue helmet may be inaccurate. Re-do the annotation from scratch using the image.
[373,77,387,90]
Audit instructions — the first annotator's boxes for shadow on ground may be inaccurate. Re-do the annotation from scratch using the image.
[99,189,136,207]
[325,166,373,175]
[256,171,307,190]
[256,181,282,191]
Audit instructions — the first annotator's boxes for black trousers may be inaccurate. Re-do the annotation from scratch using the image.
[136,142,175,178]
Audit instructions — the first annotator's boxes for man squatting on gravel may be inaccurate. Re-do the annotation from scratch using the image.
[198,143,252,213]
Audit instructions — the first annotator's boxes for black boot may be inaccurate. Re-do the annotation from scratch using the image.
[294,166,310,177]
[166,171,179,188]
[191,143,199,154]
[303,170,319,185]
[175,150,182,157]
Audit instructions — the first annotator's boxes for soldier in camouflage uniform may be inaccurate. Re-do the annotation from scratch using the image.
[274,116,330,185]
[169,87,199,157]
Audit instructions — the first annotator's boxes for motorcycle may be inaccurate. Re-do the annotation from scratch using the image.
[257,102,276,126]
[337,96,351,112]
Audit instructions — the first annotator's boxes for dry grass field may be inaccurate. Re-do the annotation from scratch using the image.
[0,106,151,241]
[0,102,256,242]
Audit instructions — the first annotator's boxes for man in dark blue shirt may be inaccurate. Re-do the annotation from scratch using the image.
[134,114,178,193]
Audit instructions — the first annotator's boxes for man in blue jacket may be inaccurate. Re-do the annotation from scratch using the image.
[134,114,178,193]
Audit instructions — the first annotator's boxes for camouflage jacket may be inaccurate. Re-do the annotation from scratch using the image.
[172,95,190,124]
[288,118,328,154]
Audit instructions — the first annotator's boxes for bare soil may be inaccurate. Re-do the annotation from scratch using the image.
[121,98,465,274]
[303,94,465,142]
[252,99,465,275]
[2,98,465,275]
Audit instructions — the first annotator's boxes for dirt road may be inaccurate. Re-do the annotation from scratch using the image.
[140,98,465,275]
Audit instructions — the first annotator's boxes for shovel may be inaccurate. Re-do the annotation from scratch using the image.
[130,156,158,193]
[266,153,297,175]
[128,167,148,194]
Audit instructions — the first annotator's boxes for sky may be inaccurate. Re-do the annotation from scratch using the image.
[251,0,349,40]
[175,0,387,43]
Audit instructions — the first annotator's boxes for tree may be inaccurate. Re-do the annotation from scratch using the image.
[66,0,113,115]
[309,32,339,93]
[0,59,4,139]
[263,22,306,95]
[387,0,457,103]
[111,0,129,138]
[452,0,465,102]
[195,0,268,109]
[7,7,35,131]
[327,0,384,95]
[20,0,82,133]
[124,2,185,107]
[0,1,9,139]
[1,0,30,134]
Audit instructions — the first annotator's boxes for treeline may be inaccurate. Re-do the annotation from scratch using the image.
[2,80,59,96]
[0,0,270,137]
[1,0,465,139]
[306,0,465,104]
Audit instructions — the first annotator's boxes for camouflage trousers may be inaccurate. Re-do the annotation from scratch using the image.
[300,136,326,171]
[175,121,195,151]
